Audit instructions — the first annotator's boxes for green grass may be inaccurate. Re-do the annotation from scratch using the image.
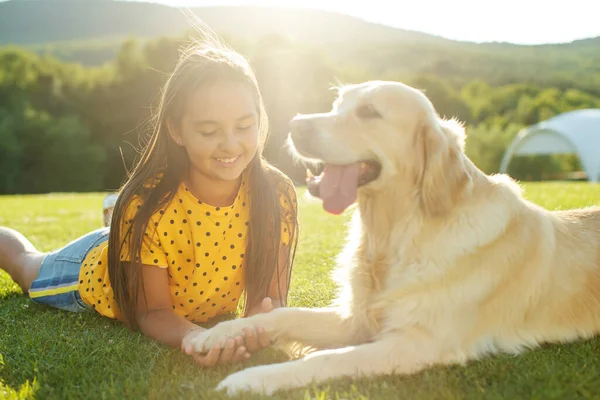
[1,182,600,399]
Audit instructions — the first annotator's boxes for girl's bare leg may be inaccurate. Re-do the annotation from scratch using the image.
[0,227,47,293]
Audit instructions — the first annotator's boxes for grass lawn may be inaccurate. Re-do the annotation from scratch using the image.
[1,182,599,399]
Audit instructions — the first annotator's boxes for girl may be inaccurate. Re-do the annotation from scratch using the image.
[0,36,298,368]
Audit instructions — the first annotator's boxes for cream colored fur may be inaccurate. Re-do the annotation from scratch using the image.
[190,80,600,396]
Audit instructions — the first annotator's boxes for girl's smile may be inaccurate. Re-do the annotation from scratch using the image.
[214,155,241,168]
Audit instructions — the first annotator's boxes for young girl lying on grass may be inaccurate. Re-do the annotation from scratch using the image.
[0,35,298,368]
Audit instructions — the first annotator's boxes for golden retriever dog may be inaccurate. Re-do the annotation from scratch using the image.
[190,80,600,396]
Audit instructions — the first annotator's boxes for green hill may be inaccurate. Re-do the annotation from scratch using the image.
[2,0,599,91]
[0,0,448,46]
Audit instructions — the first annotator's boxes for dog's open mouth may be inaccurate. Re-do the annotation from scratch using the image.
[305,161,381,215]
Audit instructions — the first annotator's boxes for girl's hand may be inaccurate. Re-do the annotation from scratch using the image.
[182,327,249,367]
[190,337,250,367]
[247,296,274,317]
[244,297,275,353]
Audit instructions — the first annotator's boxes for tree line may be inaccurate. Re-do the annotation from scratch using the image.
[1,33,598,194]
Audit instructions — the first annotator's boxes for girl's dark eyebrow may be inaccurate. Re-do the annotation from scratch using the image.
[192,113,255,126]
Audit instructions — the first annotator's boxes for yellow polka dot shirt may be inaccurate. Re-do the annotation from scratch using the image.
[77,174,296,323]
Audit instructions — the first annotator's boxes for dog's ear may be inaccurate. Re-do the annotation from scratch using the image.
[418,117,471,217]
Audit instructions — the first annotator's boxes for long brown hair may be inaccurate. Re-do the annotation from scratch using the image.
[107,30,298,330]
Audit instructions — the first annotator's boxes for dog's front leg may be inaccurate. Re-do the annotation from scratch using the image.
[191,306,365,353]
[216,333,446,396]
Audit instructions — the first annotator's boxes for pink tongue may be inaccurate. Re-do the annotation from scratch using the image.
[319,164,360,215]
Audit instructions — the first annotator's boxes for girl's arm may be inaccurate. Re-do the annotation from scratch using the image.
[268,179,297,310]
[238,244,291,352]
[135,264,198,347]
[269,244,291,309]
[245,243,291,315]
[134,264,249,365]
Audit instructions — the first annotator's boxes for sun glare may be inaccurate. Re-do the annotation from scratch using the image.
[157,0,600,44]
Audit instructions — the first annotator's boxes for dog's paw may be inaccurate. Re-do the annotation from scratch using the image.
[216,365,288,396]
[190,320,248,353]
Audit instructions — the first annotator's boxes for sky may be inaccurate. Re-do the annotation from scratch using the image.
[120,0,600,45]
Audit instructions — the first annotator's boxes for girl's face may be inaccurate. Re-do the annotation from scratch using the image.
[170,80,260,184]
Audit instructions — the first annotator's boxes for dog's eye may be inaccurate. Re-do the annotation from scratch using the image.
[356,104,381,119]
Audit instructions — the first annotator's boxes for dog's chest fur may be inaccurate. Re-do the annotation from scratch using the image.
[347,237,399,338]
[345,208,468,342]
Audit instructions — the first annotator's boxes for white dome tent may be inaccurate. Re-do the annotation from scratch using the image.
[499,109,600,182]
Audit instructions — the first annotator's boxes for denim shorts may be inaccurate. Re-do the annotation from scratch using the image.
[28,227,110,312]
